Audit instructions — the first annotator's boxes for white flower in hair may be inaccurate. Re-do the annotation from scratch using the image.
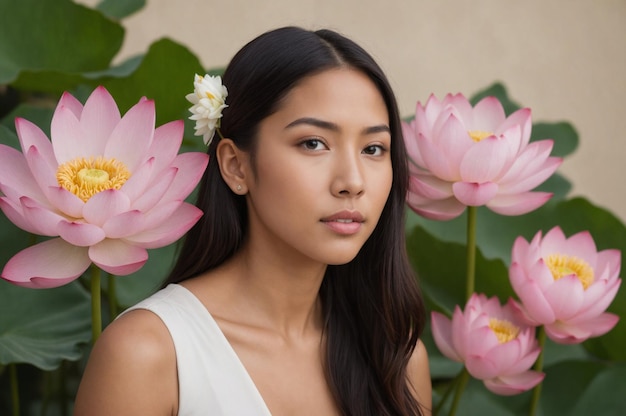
[186,74,228,145]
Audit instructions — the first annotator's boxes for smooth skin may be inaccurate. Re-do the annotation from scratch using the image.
[74,68,432,416]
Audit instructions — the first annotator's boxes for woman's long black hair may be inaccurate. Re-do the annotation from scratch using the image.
[164,26,426,415]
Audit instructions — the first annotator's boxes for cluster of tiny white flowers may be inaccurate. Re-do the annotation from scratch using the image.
[186,74,228,146]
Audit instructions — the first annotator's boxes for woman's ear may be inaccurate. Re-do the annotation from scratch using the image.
[216,139,249,194]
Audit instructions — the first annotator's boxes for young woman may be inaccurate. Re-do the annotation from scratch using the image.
[74,26,431,415]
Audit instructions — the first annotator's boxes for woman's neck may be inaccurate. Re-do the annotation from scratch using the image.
[193,242,328,341]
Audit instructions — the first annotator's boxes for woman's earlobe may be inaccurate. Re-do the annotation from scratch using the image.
[216,138,248,194]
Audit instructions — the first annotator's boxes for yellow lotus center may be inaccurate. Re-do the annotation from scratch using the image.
[57,156,131,202]
[205,91,215,99]
[489,318,520,344]
[545,254,594,290]
[468,130,493,142]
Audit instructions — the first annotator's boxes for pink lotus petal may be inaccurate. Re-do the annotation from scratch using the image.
[120,157,156,203]
[497,108,532,150]
[1,239,91,288]
[125,203,203,249]
[484,371,544,396]
[56,91,84,119]
[158,152,209,204]
[500,342,541,376]
[83,189,131,227]
[570,279,621,324]
[0,145,47,203]
[20,196,64,236]
[508,300,541,327]
[539,226,568,254]
[79,86,121,154]
[402,121,426,168]
[499,157,561,195]
[431,312,462,362]
[57,220,106,247]
[596,249,621,281]
[0,196,38,234]
[466,354,500,380]
[496,140,552,186]
[547,313,619,345]
[543,275,585,320]
[486,191,552,216]
[102,210,146,238]
[452,181,499,206]
[409,172,454,200]
[148,120,184,173]
[458,132,516,183]
[406,195,466,221]
[472,96,506,132]
[15,118,57,168]
[416,125,461,181]
[450,305,471,359]
[89,239,148,276]
[562,230,599,264]
[510,278,556,324]
[83,189,130,227]
[104,99,155,171]
[24,145,59,199]
[432,114,474,174]
[46,186,84,218]
[129,166,177,212]
[50,104,86,164]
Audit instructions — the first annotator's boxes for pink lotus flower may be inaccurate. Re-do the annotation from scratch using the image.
[431,293,544,395]
[0,86,208,288]
[402,93,562,220]
[509,226,621,344]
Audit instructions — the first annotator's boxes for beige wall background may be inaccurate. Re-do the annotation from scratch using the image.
[81,0,626,221]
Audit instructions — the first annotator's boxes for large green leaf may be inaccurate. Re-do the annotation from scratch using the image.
[99,38,205,126]
[96,0,146,20]
[406,226,512,316]
[570,363,626,415]
[0,0,124,85]
[0,280,91,370]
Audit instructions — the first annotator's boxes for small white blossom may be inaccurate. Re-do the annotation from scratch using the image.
[186,74,228,145]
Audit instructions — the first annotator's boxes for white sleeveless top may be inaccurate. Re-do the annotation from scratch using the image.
[124,284,273,416]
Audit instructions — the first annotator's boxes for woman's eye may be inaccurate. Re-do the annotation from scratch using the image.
[363,145,386,156]
[300,138,326,150]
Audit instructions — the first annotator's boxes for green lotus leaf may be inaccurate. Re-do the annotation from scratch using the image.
[0,280,91,370]
[0,0,124,85]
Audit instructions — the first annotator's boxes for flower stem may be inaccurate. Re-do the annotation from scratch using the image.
[107,273,118,320]
[90,265,102,343]
[433,367,463,416]
[9,363,19,416]
[529,326,546,416]
[465,206,477,300]
[449,368,470,416]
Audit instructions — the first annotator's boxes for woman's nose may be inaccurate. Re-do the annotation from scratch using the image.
[331,152,365,197]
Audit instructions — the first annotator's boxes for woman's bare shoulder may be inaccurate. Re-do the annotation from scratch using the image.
[74,309,178,416]
[407,339,433,416]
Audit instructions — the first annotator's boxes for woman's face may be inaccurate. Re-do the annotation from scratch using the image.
[244,68,393,267]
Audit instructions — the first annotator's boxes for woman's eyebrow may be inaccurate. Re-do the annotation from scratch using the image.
[285,117,390,135]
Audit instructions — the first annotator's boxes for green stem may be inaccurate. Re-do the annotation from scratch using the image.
[449,368,470,416]
[9,363,19,416]
[465,206,477,300]
[108,273,118,320]
[433,368,463,416]
[529,326,546,416]
[91,265,102,343]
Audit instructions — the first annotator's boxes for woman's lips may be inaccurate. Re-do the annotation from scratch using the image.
[321,210,364,235]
